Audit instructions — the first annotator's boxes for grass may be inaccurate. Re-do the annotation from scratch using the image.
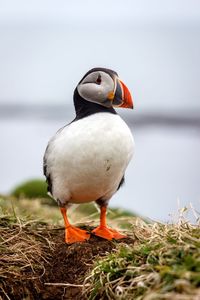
[0,195,135,299]
[0,195,139,229]
[0,195,200,300]
[84,219,200,300]
[0,210,55,299]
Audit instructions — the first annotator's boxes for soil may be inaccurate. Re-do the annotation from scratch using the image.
[0,227,134,300]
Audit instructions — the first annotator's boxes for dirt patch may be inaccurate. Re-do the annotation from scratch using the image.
[0,221,134,300]
[43,231,134,300]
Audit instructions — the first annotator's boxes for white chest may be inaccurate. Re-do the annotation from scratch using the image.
[46,113,134,204]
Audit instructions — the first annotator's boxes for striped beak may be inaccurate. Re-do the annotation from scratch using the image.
[112,78,133,109]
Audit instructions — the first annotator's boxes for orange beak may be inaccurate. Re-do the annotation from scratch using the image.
[118,79,134,109]
[112,78,134,109]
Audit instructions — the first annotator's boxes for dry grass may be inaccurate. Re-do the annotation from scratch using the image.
[84,217,200,300]
[0,211,57,299]
[0,196,200,300]
[0,195,137,228]
[0,196,134,299]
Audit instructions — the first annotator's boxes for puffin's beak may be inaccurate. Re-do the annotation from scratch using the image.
[112,78,134,109]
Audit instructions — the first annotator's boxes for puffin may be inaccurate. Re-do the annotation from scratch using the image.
[43,67,134,244]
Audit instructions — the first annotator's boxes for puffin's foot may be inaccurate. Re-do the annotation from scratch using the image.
[65,226,90,244]
[92,226,126,240]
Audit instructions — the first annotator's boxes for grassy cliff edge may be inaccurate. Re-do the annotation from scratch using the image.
[0,196,200,300]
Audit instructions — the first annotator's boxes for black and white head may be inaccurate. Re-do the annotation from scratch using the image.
[77,67,133,109]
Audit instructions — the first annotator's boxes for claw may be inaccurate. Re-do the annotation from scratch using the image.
[92,225,126,240]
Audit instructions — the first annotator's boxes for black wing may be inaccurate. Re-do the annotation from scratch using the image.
[117,175,125,191]
[43,145,53,195]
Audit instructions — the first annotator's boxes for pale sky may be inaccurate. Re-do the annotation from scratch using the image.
[0,0,200,111]
[0,0,200,22]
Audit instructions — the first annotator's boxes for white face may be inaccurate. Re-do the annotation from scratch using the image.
[77,71,116,107]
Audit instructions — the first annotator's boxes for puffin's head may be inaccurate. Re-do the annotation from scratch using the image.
[77,67,133,109]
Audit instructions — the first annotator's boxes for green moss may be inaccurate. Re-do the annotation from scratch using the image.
[11,179,57,205]
[11,179,48,198]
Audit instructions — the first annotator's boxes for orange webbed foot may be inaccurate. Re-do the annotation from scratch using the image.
[108,227,127,239]
[92,226,126,240]
[65,226,90,244]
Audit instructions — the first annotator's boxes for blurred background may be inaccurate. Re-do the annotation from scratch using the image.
[0,0,200,221]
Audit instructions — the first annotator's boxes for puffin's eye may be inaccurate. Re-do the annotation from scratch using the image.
[96,74,101,85]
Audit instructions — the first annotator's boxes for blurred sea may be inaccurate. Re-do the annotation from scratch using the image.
[1,104,200,222]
